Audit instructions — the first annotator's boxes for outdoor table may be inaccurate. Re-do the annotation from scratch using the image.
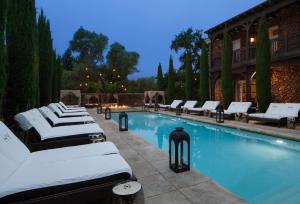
[112,181,144,204]
[287,117,296,129]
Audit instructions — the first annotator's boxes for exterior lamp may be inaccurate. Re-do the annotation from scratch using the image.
[250,37,255,44]
[119,111,128,131]
[216,105,224,123]
[105,107,111,120]
[169,127,190,173]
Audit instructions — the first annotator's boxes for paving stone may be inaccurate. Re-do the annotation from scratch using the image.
[139,173,175,198]
[162,169,209,189]
[145,191,192,204]
[129,160,158,179]
[180,180,246,204]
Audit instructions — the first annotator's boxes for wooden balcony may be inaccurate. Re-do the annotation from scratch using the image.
[211,32,300,71]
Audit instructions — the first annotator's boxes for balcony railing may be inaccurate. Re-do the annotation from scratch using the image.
[211,32,300,69]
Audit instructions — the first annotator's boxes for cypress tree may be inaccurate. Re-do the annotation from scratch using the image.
[5,0,36,123]
[38,11,53,105]
[256,16,271,112]
[156,63,164,90]
[167,56,175,103]
[0,0,6,118]
[185,52,193,100]
[221,31,233,108]
[52,50,57,102]
[200,43,209,105]
[56,56,63,101]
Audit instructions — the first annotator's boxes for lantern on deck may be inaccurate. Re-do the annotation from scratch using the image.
[176,104,182,116]
[105,107,111,120]
[97,105,103,114]
[216,105,224,123]
[119,112,128,131]
[169,127,190,173]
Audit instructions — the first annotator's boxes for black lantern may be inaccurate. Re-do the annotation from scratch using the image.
[176,104,182,116]
[154,102,159,111]
[97,105,103,114]
[105,108,111,120]
[119,111,128,131]
[169,127,190,173]
[216,105,224,123]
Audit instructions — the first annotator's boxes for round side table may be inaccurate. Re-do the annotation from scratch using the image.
[112,181,144,204]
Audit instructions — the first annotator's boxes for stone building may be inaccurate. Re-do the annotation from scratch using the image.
[206,0,300,104]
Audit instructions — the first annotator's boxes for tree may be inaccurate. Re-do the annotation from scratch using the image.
[106,42,139,81]
[185,52,193,100]
[199,42,209,105]
[62,48,73,70]
[56,56,63,101]
[167,56,175,103]
[69,27,108,65]
[38,11,54,105]
[256,16,271,112]
[5,0,37,123]
[52,51,57,102]
[221,31,233,108]
[156,63,164,90]
[0,0,6,117]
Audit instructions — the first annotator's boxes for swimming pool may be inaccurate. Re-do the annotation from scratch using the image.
[112,112,300,204]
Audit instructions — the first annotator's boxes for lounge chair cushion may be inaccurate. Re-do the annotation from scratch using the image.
[182,101,198,109]
[0,154,132,199]
[188,101,220,112]
[48,104,90,117]
[55,103,88,113]
[159,100,183,109]
[15,109,104,140]
[59,102,86,111]
[39,107,95,126]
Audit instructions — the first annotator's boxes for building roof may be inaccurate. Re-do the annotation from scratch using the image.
[205,0,296,35]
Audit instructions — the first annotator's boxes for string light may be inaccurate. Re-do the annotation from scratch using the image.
[118,75,121,78]
[110,81,112,84]
[99,73,102,76]
[85,67,88,71]
[121,85,124,88]
[79,83,82,87]
[113,69,116,72]
[86,75,90,79]
[85,83,88,87]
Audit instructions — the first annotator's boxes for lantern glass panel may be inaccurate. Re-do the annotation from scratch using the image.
[169,140,176,165]
[179,141,189,167]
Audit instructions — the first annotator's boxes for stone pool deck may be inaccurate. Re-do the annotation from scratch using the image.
[89,109,246,204]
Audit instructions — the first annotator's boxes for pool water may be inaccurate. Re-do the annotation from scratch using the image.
[112,112,300,204]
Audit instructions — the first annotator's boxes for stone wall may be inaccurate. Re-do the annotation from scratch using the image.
[271,65,300,102]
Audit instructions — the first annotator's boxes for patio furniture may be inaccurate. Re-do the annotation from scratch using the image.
[14,109,104,151]
[59,101,86,111]
[48,103,90,117]
[39,106,95,126]
[181,101,198,113]
[210,102,252,119]
[247,103,300,127]
[0,122,134,204]
[159,100,183,110]
[112,181,144,204]
[187,101,220,115]
[56,103,88,113]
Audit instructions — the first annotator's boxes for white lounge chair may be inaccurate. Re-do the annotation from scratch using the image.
[39,106,95,126]
[159,100,183,110]
[14,109,104,150]
[0,122,133,203]
[59,101,86,111]
[210,102,252,119]
[49,103,90,117]
[248,103,300,127]
[187,101,220,114]
[55,103,88,113]
[181,101,198,112]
